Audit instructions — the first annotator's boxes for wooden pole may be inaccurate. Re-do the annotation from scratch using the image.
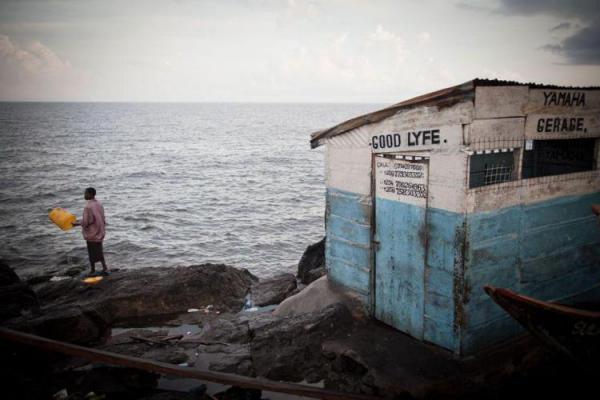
[0,327,380,400]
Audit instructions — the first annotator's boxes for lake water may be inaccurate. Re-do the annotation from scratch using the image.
[0,102,381,278]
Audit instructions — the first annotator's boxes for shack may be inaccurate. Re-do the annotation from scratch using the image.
[311,79,600,356]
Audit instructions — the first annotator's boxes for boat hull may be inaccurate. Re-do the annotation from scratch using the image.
[484,286,600,370]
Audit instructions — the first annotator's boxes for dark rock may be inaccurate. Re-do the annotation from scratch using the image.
[0,261,40,321]
[321,320,462,398]
[6,304,110,345]
[249,303,353,382]
[100,329,171,357]
[26,274,54,285]
[196,342,255,376]
[188,384,207,397]
[64,265,86,277]
[0,282,40,321]
[0,260,20,285]
[196,304,354,382]
[306,266,327,284]
[297,237,326,284]
[34,264,258,326]
[250,273,297,307]
[214,386,262,400]
[143,347,189,365]
[56,366,159,398]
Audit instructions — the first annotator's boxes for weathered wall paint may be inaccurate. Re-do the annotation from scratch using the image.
[325,124,374,305]
[427,151,469,213]
[525,113,600,139]
[526,89,600,112]
[467,170,600,213]
[461,191,600,354]
[371,194,468,351]
[374,158,429,339]
[325,188,372,299]
[321,84,600,357]
[425,207,466,351]
[468,118,525,150]
[369,124,462,153]
[474,86,529,119]
[324,100,473,353]
[326,145,372,196]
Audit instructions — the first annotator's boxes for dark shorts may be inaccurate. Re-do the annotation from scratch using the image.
[86,241,105,264]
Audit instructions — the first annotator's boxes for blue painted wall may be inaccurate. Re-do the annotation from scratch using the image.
[325,188,372,303]
[326,187,466,352]
[374,198,427,340]
[326,186,600,356]
[424,208,466,351]
[461,192,600,354]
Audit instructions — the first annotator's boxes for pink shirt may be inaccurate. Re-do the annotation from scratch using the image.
[81,199,106,242]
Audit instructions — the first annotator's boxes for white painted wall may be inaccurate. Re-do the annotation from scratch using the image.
[324,85,599,215]
[467,170,600,213]
[474,86,529,119]
[325,101,473,214]
[467,86,600,213]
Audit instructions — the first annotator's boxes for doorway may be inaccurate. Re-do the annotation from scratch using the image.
[373,154,429,339]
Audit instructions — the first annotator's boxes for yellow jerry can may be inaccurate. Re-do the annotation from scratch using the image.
[49,208,77,231]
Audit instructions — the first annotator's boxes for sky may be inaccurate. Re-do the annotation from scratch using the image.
[0,0,599,102]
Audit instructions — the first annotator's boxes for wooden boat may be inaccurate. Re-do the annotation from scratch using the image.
[484,285,600,370]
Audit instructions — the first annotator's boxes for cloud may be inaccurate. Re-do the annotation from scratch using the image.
[496,0,599,19]
[0,35,86,100]
[495,0,600,64]
[369,25,397,42]
[549,22,571,32]
[454,2,494,13]
[368,25,407,64]
[542,25,600,64]
[417,32,431,45]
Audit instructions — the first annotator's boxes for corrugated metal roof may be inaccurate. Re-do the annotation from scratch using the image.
[310,78,600,148]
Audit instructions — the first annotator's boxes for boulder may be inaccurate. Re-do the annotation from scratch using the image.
[249,303,353,382]
[34,264,258,326]
[250,273,297,307]
[6,304,111,345]
[0,261,40,321]
[274,276,366,319]
[195,303,354,382]
[0,260,21,285]
[297,237,326,284]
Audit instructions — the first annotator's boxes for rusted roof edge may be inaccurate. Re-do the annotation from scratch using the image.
[310,80,475,148]
[310,78,600,148]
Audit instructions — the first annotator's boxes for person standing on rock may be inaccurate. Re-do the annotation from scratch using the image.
[73,187,108,276]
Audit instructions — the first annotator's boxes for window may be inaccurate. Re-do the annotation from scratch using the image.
[469,150,515,188]
[522,138,596,179]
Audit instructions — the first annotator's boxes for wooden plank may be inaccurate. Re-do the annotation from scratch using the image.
[0,328,380,400]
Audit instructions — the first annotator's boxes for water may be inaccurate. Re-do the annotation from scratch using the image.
[0,102,381,278]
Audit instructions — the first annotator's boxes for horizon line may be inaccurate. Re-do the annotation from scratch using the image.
[0,100,391,105]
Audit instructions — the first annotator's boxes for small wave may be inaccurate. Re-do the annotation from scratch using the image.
[123,216,153,223]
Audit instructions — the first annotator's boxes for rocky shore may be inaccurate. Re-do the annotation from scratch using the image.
[0,239,595,399]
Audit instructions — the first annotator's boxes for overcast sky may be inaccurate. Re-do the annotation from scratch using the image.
[1,0,599,102]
